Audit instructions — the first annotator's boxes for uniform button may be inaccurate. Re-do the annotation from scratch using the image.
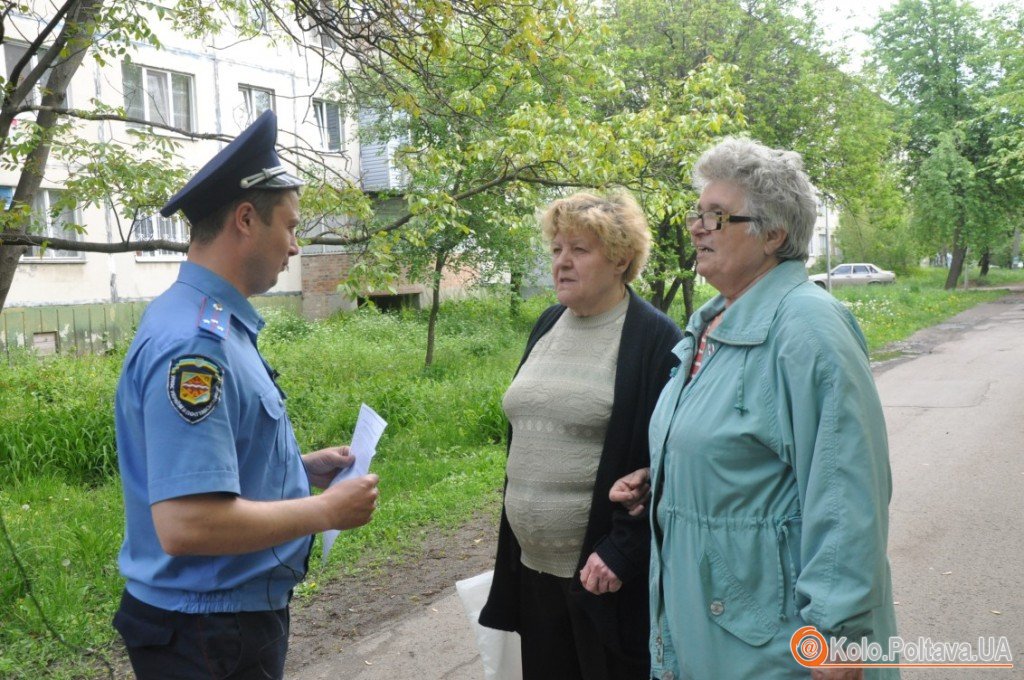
[709,600,725,616]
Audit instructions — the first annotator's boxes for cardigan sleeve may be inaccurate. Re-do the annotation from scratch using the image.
[592,305,682,583]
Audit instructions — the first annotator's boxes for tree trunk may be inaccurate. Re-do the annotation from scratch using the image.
[682,276,695,323]
[424,251,446,367]
[944,242,967,290]
[979,249,990,278]
[0,0,101,313]
[649,277,667,312]
[509,268,523,318]
[1011,226,1021,267]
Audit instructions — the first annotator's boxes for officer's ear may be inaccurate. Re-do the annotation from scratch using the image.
[231,201,259,239]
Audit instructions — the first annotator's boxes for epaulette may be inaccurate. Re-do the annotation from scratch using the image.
[196,297,231,340]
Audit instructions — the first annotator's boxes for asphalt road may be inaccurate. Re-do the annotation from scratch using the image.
[292,293,1024,679]
[879,294,1024,677]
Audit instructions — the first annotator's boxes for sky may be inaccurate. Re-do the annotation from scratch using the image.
[813,0,1007,71]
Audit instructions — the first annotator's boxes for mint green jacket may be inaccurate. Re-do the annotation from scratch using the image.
[648,260,899,679]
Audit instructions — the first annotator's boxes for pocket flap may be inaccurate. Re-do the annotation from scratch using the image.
[259,389,285,420]
[698,548,778,647]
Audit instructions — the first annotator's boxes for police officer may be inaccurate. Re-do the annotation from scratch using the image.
[112,109,379,679]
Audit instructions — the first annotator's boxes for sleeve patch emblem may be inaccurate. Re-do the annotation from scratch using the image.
[168,355,224,424]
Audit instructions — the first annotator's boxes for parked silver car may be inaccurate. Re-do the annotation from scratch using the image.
[809,263,896,288]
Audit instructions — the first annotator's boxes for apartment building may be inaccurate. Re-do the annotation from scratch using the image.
[0,7,420,353]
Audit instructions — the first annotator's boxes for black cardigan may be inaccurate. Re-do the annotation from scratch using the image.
[479,288,682,663]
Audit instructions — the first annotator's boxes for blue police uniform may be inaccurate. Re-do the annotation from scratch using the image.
[113,110,310,678]
[115,261,311,613]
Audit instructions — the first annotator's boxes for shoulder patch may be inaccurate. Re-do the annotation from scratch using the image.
[167,355,224,424]
[196,297,231,340]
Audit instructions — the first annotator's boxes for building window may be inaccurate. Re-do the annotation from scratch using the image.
[122,61,193,131]
[317,28,339,51]
[21,189,82,260]
[313,99,343,151]
[133,213,188,259]
[4,41,60,108]
[239,85,274,125]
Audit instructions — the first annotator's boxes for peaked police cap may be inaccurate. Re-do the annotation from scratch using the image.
[160,110,304,226]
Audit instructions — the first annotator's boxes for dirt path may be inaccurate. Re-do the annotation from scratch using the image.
[284,509,500,675]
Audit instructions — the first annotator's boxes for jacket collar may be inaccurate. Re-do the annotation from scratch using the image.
[685,259,809,347]
[177,261,265,336]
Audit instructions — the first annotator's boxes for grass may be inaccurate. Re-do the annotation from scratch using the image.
[1,268,1022,678]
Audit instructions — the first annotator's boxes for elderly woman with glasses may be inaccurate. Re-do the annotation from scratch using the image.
[612,138,899,680]
[480,190,682,680]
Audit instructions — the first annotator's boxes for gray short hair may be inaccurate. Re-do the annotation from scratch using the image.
[692,137,817,261]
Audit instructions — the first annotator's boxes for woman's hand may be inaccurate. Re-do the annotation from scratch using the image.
[579,552,622,595]
[609,467,651,516]
[302,445,355,490]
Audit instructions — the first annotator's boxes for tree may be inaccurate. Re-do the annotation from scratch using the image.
[984,3,1024,266]
[869,0,1017,288]
[910,131,979,284]
[836,165,918,272]
[600,0,899,314]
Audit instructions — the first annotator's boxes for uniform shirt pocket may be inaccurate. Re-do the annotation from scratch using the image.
[698,547,779,647]
[258,388,290,459]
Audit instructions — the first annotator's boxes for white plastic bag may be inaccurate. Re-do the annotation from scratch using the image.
[455,570,523,680]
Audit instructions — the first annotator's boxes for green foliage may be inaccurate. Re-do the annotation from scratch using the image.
[868,0,1022,284]
[0,478,126,680]
[599,0,899,313]
[0,354,121,486]
[836,160,919,273]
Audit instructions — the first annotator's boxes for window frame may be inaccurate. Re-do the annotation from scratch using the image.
[313,98,344,152]
[20,189,84,262]
[239,84,275,125]
[122,61,195,132]
[3,41,62,108]
[132,212,189,261]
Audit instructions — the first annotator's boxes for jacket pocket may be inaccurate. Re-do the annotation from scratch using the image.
[698,547,778,647]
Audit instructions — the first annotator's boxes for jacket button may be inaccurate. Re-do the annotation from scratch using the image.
[709,600,725,616]
[663,672,674,680]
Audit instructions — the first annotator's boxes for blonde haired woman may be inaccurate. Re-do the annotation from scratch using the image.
[480,191,682,680]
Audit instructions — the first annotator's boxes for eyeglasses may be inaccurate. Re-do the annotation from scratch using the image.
[684,209,758,231]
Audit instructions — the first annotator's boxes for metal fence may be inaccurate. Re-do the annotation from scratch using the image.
[0,294,302,357]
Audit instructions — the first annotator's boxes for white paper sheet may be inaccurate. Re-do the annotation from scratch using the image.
[321,403,387,561]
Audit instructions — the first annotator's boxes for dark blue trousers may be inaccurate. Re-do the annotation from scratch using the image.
[113,590,289,679]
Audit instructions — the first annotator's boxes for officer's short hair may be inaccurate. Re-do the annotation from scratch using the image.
[190,189,298,245]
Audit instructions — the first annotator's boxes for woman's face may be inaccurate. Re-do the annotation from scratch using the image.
[690,181,783,304]
[550,228,628,317]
